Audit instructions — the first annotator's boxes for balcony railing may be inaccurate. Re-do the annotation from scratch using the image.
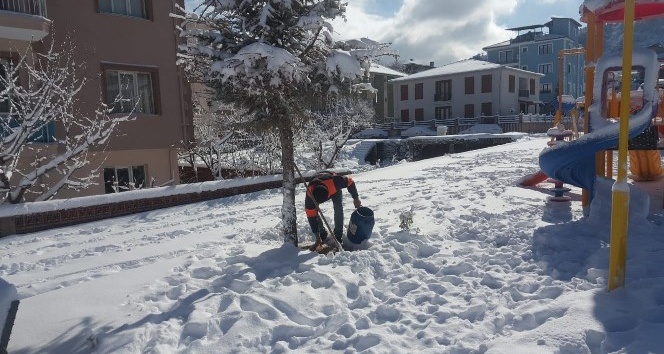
[0,0,47,16]
[498,56,519,64]
[518,89,530,98]
[434,93,452,101]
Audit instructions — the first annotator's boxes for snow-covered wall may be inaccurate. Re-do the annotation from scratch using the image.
[0,170,351,237]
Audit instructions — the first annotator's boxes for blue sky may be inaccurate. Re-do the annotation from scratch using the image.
[185,0,583,67]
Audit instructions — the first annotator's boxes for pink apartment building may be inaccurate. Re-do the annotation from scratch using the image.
[0,0,194,201]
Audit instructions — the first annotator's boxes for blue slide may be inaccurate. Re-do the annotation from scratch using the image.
[539,49,659,193]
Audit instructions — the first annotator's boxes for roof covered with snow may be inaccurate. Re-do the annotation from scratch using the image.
[482,40,511,50]
[370,63,406,77]
[483,33,570,50]
[390,59,543,83]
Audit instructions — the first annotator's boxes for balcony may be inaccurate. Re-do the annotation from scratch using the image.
[0,0,50,42]
[518,89,530,98]
[498,56,519,65]
[434,93,452,101]
[0,0,46,15]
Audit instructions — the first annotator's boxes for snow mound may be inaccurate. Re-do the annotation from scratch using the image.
[401,126,435,138]
[459,124,503,135]
[352,128,388,139]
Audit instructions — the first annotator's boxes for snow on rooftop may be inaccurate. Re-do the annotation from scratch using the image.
[482,40,512,50]
[369,63,406,77]
[390,59,541,82]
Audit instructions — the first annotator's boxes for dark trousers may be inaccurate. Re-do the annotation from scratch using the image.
[315,191,344,241]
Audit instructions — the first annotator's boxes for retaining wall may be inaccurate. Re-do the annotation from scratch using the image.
[0,170,350,237]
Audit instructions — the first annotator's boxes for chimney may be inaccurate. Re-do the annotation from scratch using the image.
[430,61,435,67]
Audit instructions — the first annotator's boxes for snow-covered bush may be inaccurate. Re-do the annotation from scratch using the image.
[399,207,415,231]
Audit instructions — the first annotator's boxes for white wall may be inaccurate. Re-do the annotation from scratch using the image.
[392,68,541,120]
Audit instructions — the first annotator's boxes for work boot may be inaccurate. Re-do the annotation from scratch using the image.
[324,237,337,248]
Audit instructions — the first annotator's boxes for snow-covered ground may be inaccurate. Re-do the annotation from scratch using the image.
[2,135,664,353]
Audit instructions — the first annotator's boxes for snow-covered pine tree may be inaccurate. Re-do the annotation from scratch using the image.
[176,1,390,245]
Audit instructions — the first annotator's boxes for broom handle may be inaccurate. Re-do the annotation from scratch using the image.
[294,165,343,251]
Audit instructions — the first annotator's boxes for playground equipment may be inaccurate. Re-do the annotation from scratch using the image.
[517,124,576,199]
[540,0,664,291]
[603,67,664,180]
[554,47,586,136]
[546,124,575,201]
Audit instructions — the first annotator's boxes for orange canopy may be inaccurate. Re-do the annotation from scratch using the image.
[580,0,664,22]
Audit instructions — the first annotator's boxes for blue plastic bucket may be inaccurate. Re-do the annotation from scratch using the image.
[346,206,375,244]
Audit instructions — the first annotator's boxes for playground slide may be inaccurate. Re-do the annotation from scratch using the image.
[517,170,548,187]
[539,49,660,193]
[539,112,653,191]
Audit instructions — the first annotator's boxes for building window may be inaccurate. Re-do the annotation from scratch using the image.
[538,63,553,74]
[99,0,149,19]
[464,76,474,95]
[435,80,451,101]
[414,83,423,100]
[400,84,408,101]
[400,109,409,122]
[481,102,492,116]
[541,83,552,93]
[435,106,451,119]
[522,47,528,53]
[1,58,55,142]
[530,79,536,95]
[415,108,424,121]
[538,43,553,55]
[508,75,515,93]
[464,104,474,118]
[499,50,513,63]
[481,74,492,93]
[29,121,56,143]
[104,66,157,114]
[104,165,146,193]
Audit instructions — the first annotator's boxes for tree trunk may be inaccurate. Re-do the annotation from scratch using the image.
[278,114,298,246]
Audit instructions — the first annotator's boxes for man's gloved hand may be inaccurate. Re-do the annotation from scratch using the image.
[353,198,362,208]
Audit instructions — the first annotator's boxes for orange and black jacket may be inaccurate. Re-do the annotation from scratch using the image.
[305,172,359,234]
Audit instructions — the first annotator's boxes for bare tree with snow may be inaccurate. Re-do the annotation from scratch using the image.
[0,40,132,203]
[176,1,391,245]
[180,106,282,181]
[302,97,374,170]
